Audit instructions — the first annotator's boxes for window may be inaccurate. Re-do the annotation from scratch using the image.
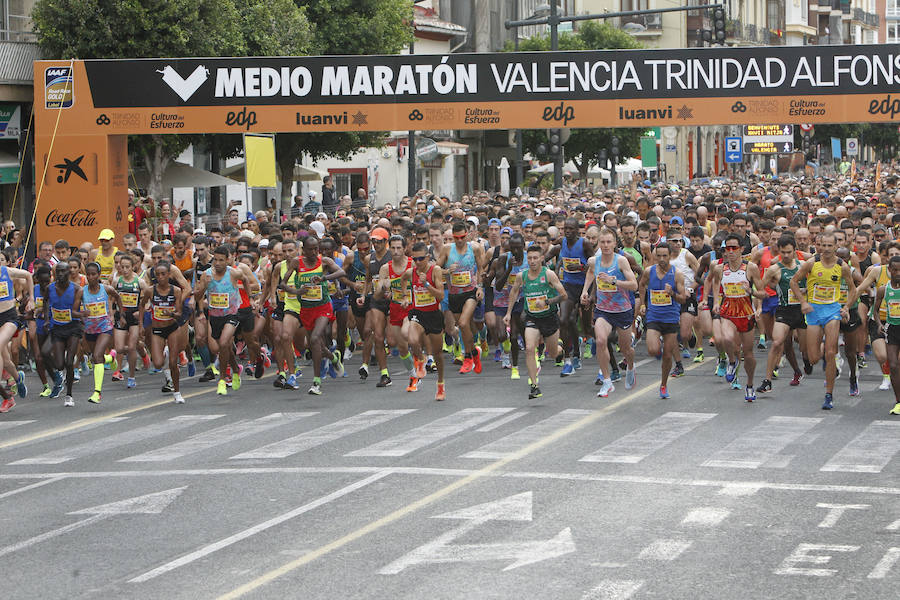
[889,0,900,17]
[330,169,365,200]
[888,22,900,44]
[1,0,35,40]
[622,0,650,10]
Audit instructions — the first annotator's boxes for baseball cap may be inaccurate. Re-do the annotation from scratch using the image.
[310,221,326,237]
[307,190,317,198]
[816,207,830,216]
[98,228,115,241]
[488,218,502,227]
[522,219,534,227]
[467,216,479,226]
[316,212,327,220]
[500,227,513,235]
[843,195,855,202]
[669,216,684,225]
[370,227,389,240]
[258,238,269,248]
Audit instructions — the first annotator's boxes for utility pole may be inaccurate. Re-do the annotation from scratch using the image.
[408,38,416,199]
[549,0,562,189]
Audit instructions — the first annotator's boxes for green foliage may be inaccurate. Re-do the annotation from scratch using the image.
[508,21,645,179]
[300,0,414,55]
[805,123,899,161]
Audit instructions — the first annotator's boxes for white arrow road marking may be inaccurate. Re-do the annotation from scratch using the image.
[379,491,575,574]
[0,487,185,558]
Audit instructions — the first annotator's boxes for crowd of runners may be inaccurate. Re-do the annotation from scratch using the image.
[1,163,900,417]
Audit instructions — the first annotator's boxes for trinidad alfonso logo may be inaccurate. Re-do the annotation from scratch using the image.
[156,65,209,102]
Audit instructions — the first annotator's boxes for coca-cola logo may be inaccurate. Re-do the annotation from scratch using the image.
[45,208,98,228]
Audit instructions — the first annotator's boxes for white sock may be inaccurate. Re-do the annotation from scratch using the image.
[164,368,172,382]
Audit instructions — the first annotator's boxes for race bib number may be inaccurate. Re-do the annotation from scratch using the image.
[650,290,671,306]
[596,276,617,292]
[838,288,849,304]
[209,292,229,309]
[724,282,745,298]
[391,288,411,304]
[301,285,323,302]
[526,295,547,313]
[120,292,139,308]
[51,307,71,323]
[889,301,900,319]
[34,297,44,311]
[276,289,285,303]
[85,301,107,318]
[414,288,436,306]
[562,257,583,273]
[152,306,174,321]
[0,281,8,298]
[450,271,472,287]
[812,284,836,303]
[327,281,338,295]
[787,288,800,305]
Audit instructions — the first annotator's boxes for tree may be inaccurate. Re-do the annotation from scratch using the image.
[271,0,415,211]
[32,0,311,201]
[510,21,647,182]
[803,123,899,162]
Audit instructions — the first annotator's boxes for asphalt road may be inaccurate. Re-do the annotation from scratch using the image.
[0,346,898,600]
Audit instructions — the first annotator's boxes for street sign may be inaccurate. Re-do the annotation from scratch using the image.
[725,137,742,163]
[800,123,813,132]
[416,137,439,161]
[744,141,794,154]
[846,137,859,156]
[745,124,793,137]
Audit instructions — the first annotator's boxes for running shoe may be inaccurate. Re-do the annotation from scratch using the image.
[199,367,216,383]
[494,348,502,362]
[414,357,426,380]
[757,379,772,394]
[772,369,779,379]
[725,361,738,382]
[426,357,437,373]
[435,383,446,401]
[790,371,803,386]
[359,364,369,380]
[803,359,813,375]
[263,348,272,368]
[217,380,227,396]
[405,377,419,392]
[73,367,81,382]
[849,378,860,397]
[610,370,622,382]
[161,380,175,393]
[173,392,185,404]
[510,366,520,380]
[376,374,392,388]
[757,336,766,350]
[680,346,691,359]
[0,397,14,412]
[730,374,741,390]
[822,393,834,410]
[473,347,483,374]
[659,386,670,399]
[595,371,604,386]
[625,368,636,390]
[111,370,124,382]
[232,365,243,391]
[857,353,867,369]
[40,384,52,398]
[273,373,286,389]
[670,363,685,378]
[285,373,299,390]
[693,349,704,363]
[50,372,63,398]
[890,402,900,415]
[459,357,474,374]
[127,377,136,389]
[835,355,843,379]
[254,355,265,379]
[142,354,151,370]
[716,358,727,377]
[528,384,542,399]
[63,396,74,407]
[597,379,614,398]
[14,371,25,399]
[879,376,892,391]
[572,357,582,371]
[308,382,322,395]
[501,354,511,369]
[187,361,196,378]
[560,361,574,377]
[745,385,756,403]
[88,391,101,404]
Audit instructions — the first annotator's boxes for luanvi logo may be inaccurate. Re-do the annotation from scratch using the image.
[296,112,348,126]
[619,106,672,120]
[868,95,900,119]
[156,65,209,102]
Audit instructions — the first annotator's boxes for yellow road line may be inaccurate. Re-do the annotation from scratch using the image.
[218,359,709,599]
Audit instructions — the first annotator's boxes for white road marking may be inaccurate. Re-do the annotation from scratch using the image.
[681,507,731,527]
[476,411,529,432]
[867,547,900,579]
[0,417,129,452]
[0,420,35,431]
[580,580,644,600]
[703,416,822,469]
[580,412,716,464]
[815,503,870,528]
[820,421,900,473]
[462,410,594,459]
[637,538,692,561]
[9,415,225,465]
[345,408,514,457]
[774,543,860,576]
[0,476,66,500]
[231,410,413,460]
[887,518,900,531]
[129,472,389,583]
[0,487,184,558]
[119,413,313,462]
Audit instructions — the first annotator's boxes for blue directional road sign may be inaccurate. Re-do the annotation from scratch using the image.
[725,137,742,163]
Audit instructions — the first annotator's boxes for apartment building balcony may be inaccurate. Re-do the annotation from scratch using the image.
[763,29,785,45]
[744,23,758,43]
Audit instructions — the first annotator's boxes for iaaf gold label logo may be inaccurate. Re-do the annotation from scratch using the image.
[45,67,74,109]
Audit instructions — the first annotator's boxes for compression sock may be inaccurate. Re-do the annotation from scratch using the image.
[93,363,104,392]
[197,346,212,368]
[400,352,414,372]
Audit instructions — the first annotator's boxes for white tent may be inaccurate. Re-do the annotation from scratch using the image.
[220,162,328,183]
[131,161,238,189]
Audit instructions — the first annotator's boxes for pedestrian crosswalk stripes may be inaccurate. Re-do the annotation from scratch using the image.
[9,415,225,465]
[462,409,594,459]
[2,408,898,475]
[118,413,314,463]
[701,416,823,469]
[344,408,515,457]
[579,412,717,464]
[230,410,415,460]
[819,421,900,473]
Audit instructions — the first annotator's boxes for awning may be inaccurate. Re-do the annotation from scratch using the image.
[437,141,468,155]
[131,161,238,189]
[221,162,328,183]
[0,150,19,184]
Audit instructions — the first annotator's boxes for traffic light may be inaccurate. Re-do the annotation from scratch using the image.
[712,7,726,44]
[611,136,620,159]
[548,129,562,158]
